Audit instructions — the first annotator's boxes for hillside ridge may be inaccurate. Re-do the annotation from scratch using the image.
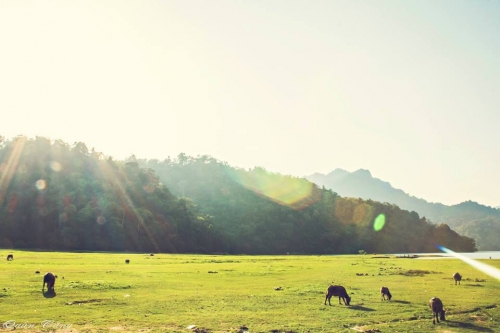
[306,169,500,250]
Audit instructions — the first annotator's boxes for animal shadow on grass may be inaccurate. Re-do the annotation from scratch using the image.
[349,305,375,311]
[392,300,411,304]
[445,321,494,332]
[43,291,56,298]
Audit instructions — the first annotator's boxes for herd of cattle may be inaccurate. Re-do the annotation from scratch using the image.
[6,253,464,325]
[325,271,463,324]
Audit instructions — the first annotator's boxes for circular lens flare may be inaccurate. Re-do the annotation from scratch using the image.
[373,214,386,231]
[35,179,46,190]
[50,161,62,172]
[97,216,106,225]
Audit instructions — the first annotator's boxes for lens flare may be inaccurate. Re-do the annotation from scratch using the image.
[228,168,321,210]
[97,216,106,225]
[35,179,47,190]
[438,245,500,280]
[50,161,62,172]
[373,214,386,231]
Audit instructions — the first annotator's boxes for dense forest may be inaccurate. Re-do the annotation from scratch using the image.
[0,136,476,254]
[0,136,223,253]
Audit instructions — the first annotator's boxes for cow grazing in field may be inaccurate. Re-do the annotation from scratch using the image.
[7,254,13,261]
[453,272,462,285]
[125,259,130,264]
[380,286,392,300]
[325,285,351,306]
[42,272,57,292]
[429,297,446,324]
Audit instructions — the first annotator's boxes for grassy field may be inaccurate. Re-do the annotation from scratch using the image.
[0,250,499,333]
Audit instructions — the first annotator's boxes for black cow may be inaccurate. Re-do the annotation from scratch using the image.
[325,285,351,306]
[125,259,130,264]
[7,254,13,261]
[453,272,462,285]
[42,272,57,292]
[380,286,392,300]
[430,297,446,324]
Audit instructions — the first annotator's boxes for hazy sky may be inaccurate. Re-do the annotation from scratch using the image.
[1,1,499,207]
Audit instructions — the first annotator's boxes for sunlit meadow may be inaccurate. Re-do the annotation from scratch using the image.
[1,251,499,333]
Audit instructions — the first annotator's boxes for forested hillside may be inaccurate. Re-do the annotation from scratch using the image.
[139,155,476,254]
[0,136,223,252]
[0,136,476,254]
[307,169,500,250]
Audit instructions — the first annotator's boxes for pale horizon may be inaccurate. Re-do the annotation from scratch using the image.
[1,1,499,208]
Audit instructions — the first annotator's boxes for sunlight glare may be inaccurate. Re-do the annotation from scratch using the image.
[0,137,26,205]
[50,161,62,172]
[228,169,321,210]
[438,245,500,280]
[35,179,47,190]
[99,162,161,252]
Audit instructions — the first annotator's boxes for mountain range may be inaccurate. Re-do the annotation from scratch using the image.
[306,169,500,250]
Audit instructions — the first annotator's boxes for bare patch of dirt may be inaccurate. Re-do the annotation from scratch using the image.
[66,299,103,305]
[395,269,438,276]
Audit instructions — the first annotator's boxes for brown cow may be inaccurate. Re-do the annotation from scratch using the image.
[7,254,13,261]
[42,272,57,292]
[380,286,392,300]
[453,272,462,285]
[325,285,351,306]
[429,297,446,324]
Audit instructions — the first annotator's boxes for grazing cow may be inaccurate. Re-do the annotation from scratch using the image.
[380,286,392,300]
[453,272,462,285]
[325,285,351,306]
[42,272,57,292]
[7,254,13,261]
[429,297,446,324]
[125,259,130,264]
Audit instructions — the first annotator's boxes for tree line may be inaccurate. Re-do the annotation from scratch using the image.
[0,136,476,254]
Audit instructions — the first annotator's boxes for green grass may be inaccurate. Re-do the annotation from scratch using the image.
[1,250,499,333]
